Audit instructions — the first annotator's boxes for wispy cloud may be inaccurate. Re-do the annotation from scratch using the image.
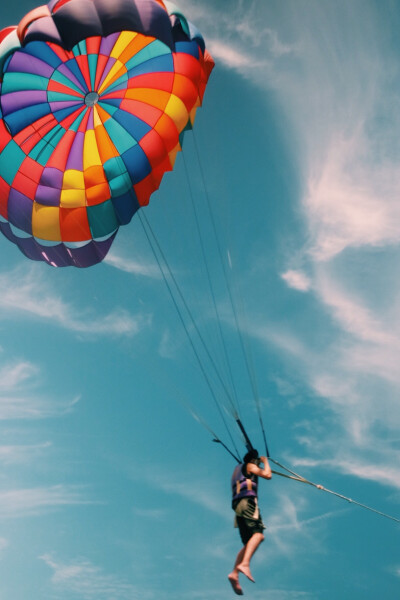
[0,266,147,337]
[0,485,93,518]
[40,555,143,600]
[281,270,312,292]
[104,251,161,279]
[0,441,52,465]
[0,359,79,420]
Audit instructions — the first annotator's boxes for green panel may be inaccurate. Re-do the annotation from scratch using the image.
[102,118,137,154]
[103,156,126,180]
[74,40,87,57]
[125,40,171,72]
[87,200,119,238]
[108,173,133,197]
[2,72,49,94]
[47,91,84,103]
[98,101,118,117]
[88,54,99,91]
[0,141,26,184]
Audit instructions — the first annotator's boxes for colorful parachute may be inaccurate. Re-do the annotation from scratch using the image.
[0,0,214,267]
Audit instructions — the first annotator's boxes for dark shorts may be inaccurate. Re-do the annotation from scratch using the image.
[233,497,265,545]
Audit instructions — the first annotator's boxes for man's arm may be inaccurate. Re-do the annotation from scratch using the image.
[246,456,272,480]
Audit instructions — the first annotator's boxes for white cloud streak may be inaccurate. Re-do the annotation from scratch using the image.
[0,266,146,336]
[281,270,312,292]
[0,485,92,518]
[0,359,79,420]
[40,555,143,600]
[104,251,161,279]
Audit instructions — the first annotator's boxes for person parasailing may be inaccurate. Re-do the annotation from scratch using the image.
[228,448,272,595]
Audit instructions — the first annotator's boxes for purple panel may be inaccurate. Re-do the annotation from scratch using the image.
[7,189,33,234]
[39,243,74,267]
[35,185,61,206]
[99,33,120,57]
[23,17,63,46]
[40,167,64,188]
[7,52,55,78]
[66,131,84,170]
[87,108,94,130]
[69,232,116,267]
[49,100,83,112]
[1,91,48,115]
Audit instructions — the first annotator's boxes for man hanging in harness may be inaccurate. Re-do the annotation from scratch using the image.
[228,448,272,595]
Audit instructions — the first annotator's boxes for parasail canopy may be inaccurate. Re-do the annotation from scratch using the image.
[0,0,214,267]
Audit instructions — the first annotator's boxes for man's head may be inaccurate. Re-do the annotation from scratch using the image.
[243,448,259,464]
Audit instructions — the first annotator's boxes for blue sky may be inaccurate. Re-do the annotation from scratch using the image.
[0,1,399,599]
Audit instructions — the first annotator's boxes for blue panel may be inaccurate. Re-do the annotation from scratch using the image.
[5,104,51,136]
[22,41,63,70]
[111,189,139,225]
[122,143,152,184]
[175,41,200,59]
[65,59,90,93]
[113,110,152,143]
[126,54,174,78]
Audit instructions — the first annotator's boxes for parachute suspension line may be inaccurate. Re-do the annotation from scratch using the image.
[268,458,400,524]
[138,211,241,459]
[181,152,241,418]
[170,383,241,463]
[138,212,238,418]
[190,130,271,456]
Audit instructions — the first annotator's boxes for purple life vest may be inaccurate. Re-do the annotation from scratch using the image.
[231,463,258,503]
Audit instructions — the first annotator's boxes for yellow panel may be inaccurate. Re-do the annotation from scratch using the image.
[164,95,189,133]
[63,169,85,190]
[98,60,127,95]
[32,204,61,242]
[83,129,102,170]
[110,31,137,59]
[60,188,87,208]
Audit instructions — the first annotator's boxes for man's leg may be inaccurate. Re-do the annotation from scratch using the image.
[237,532,265,582]
[228,547,245,595]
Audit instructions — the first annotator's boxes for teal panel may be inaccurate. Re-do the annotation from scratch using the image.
[88,54,99,90]
[2,72,49,94]
[125,40,171,72]
[87,200,119,238]
[102,118,137,154]
[0,141,26,184]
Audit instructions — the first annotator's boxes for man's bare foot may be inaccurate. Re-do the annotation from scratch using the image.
[237,564,255,583]
[228,573,244,595]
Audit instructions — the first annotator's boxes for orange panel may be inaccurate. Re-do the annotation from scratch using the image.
[86,183,111,206]
[94,122,120,163]
[154,113,179,152]
[172,74,199,111]
[118,34,155,65]
[60,207,91,242]
[84,165,107,188]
